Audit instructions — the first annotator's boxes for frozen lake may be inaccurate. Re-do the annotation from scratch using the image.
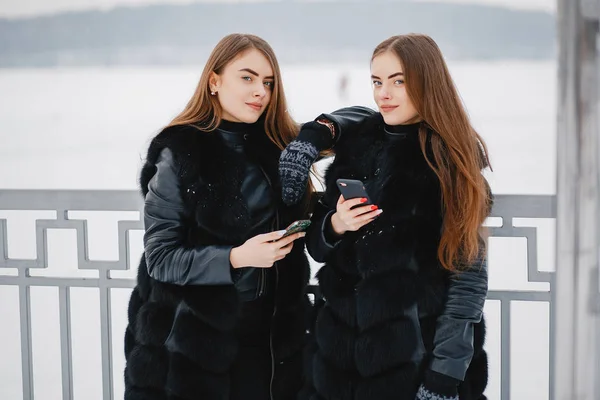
[0,60,557,399]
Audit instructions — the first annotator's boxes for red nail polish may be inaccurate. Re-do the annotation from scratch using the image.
[360,198,368,203]
[371,205,378,210]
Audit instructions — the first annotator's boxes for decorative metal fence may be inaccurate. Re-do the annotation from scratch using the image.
[0,190,555,400]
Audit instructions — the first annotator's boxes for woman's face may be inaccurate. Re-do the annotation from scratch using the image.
[210,48,274,123]
[371,51,420,125]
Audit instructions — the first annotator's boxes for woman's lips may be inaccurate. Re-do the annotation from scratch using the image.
[380,105,399,112]
[246,102,262,111]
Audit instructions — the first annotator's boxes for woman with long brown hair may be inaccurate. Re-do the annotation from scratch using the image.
[282,33,491,399]
[122,33,364,400]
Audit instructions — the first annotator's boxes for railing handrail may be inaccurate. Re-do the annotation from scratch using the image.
[0,190,557,400]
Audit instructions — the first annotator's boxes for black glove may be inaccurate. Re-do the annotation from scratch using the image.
[416,370,460,400]
[279,121,333,205]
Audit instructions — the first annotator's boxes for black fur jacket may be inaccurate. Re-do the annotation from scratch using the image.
[123,123,312,400]
[303,112,490,400]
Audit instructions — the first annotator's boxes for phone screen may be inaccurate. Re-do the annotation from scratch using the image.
[281,219,311,239]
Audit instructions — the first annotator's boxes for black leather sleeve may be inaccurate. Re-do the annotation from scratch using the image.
[429,252,489,380]
[306,198,341,263]
[316,105,376,144]
[143,148,234,286]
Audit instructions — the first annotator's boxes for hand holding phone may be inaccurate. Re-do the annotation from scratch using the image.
[332,179,381,235]
[336,179,372,205]
[280,219,311,239]
[230,224,308,269]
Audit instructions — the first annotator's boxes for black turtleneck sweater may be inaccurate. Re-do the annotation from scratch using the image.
[383,121,422,140]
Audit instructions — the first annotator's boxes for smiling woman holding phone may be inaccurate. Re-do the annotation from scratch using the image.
[123,32,368,400]
[123,33,309,400]
[281,34,493,400]
[120,32,361,400]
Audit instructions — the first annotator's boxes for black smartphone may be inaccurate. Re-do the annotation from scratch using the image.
[336,179,372,205]
[280,219,312,239]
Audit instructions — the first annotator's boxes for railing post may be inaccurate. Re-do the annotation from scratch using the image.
[553,0,600,398]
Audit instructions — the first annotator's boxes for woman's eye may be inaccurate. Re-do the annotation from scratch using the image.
[372,80,382,86]
[394,79,405,85]
[264,81,273,88]
[242,76,252,82]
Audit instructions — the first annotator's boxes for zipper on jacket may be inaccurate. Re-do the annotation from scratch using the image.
[257,269,266,298]
[257,164,279,400]
[269,260,279,400]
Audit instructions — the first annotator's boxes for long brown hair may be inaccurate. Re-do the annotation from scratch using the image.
[372,34,492,271]
[167,33,298,150]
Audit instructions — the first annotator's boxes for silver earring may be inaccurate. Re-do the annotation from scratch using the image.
[211,91,216,96]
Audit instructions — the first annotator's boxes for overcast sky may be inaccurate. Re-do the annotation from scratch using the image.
[0,0,556,18]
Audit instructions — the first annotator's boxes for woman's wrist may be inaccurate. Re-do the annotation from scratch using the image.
[315,118,336,140]
[229,247,242,269]
[330,212,345,236]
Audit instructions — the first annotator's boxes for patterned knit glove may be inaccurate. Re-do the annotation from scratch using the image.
[280,121,333,205]
[416,370,460,400]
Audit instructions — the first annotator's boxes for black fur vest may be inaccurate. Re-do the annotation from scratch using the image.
[305,114,488,400]
[123,123,312,400]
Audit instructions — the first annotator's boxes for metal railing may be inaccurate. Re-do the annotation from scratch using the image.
[0,190,556,400]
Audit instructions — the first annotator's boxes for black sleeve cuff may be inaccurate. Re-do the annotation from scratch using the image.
[317,106,376,145]
[306,202,340,262]
[423,369,460,397]
[323,211,342,245]
[298,121,333,150]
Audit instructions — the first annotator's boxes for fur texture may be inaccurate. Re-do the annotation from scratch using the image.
[124,124,312,399]
[303,114,488,400]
